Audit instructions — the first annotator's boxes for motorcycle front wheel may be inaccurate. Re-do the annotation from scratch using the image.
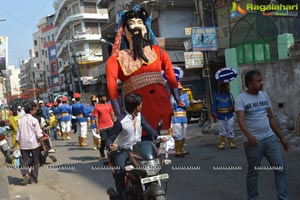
[147,195,166,200]
[5,150,13,164]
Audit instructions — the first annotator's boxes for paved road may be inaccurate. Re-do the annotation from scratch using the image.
[2,122,300,200]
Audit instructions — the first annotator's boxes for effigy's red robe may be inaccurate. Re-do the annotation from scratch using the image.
[106,45,178,131]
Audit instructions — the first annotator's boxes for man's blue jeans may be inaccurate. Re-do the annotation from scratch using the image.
[244,135,288,200]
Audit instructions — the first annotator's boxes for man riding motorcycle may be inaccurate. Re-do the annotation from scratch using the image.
[106,93,161,200]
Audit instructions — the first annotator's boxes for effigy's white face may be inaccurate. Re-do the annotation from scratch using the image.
[127,18,147,37]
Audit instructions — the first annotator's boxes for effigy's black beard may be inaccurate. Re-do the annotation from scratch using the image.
[132,33,149,63]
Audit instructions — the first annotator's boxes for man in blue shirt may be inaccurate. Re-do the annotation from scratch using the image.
[38,100,50,125]
[171,82,190,157]
[58,96,72,140]
[212,82,235,149]
[72,93,89,146]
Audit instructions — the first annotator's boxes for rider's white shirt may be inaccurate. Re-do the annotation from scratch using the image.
[113,112,142,149]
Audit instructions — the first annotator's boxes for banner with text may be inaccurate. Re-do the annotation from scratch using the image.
[184,52,204,69]
[0,36,8,70]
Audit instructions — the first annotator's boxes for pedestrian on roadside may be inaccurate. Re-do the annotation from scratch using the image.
[49,110,57,140]
[87,95,101,150]
[0,106,10,124]
[171,82,190,157]
[15,102,43,185]
[72,93,89,146]
[17,106,25,117]
[93,94,115,157]
[70,98,77,135]
[235,70,289,200]
[212,82,235,149]
[58,96,72,140]
[34,106,55,153]
[9,109,19,147]
[52,101,62,137]
[38,100,50,125]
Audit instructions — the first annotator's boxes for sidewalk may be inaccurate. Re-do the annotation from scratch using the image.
[0,155,10,200]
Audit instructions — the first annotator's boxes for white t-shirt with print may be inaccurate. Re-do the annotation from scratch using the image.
[235,91,274,141]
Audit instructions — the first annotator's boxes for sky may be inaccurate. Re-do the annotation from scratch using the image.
[0,0,55,67]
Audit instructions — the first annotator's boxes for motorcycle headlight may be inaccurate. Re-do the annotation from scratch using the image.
[140,158,162,176]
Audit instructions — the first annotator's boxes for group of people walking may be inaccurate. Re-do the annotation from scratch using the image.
[7,92,116,185]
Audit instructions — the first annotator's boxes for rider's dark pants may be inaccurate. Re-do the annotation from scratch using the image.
[112,150,129,200]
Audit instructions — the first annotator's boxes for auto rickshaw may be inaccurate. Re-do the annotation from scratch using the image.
[182,87,208,126]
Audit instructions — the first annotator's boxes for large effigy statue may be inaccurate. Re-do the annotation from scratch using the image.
[106,5,181,133]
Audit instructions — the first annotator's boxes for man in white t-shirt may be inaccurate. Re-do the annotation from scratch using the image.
[16,102,43,185]
[235,70,289,200]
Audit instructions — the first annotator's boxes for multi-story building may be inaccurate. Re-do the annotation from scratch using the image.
[53,0,109,94]
[32,15,58,102]
[41,14,60,96]
[0,36,8,105]
[19,54,35,100]
[5,65,21,104]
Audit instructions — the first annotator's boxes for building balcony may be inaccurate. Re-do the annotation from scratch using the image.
[56,34,102,58]
[55,12,108,42]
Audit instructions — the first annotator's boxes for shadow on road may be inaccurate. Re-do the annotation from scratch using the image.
[7,176,23,186]
[69,156,100,161]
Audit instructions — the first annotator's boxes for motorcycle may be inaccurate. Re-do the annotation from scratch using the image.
[107,120,171,200]
[0,131,13,163]
[198,101,208,127]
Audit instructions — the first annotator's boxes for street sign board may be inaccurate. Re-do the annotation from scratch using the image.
[184,52,204,69]
[191,27,218,51]
[162,66,184,81]
[215,67,237,83]
[183,39,193,51]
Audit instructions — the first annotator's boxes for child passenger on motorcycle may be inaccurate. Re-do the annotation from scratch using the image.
[105,93,160,200]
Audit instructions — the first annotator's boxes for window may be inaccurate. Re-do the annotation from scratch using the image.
[84,2,96,13]
[35,52,38,57]
[72,3,80,15]
[34,40,37,46]
[52,63,57,72]
[85,22,99,34]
